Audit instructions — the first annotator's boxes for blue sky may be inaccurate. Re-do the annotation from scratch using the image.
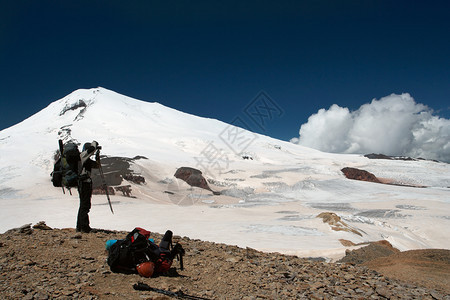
[1,1,449,142]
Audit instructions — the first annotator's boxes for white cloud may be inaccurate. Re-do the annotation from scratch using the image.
[291,93,450,162]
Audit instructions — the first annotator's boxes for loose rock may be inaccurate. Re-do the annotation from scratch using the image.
[0,226,448,299]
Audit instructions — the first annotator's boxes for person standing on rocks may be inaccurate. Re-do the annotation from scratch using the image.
[77,141,101,233]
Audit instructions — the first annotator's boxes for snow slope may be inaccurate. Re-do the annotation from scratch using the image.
[1,87,449,260]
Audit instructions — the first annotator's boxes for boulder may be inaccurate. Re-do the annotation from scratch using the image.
[317,212,363,236]
[341,167,381,183]
[174,167,220,195]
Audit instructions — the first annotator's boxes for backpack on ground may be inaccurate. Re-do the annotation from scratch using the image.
[51,140,81,192]
[107,228,157,273]
[107,228,185,276]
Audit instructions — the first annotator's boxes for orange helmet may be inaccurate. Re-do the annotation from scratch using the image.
[136,261,155,278]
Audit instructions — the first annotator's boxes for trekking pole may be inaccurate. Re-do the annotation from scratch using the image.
[133,282,210,300]
[96,149,114,214]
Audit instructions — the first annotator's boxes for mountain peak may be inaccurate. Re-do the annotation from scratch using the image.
[1,87,449,266]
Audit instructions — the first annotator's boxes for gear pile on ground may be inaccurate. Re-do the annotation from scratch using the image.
[0,223,449,299]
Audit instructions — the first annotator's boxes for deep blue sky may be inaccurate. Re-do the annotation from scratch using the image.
[1,1,449,141]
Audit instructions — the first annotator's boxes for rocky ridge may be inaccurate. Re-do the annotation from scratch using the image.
[0,223,449,299]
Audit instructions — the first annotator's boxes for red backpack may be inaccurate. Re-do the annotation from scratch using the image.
[107,228,185,276]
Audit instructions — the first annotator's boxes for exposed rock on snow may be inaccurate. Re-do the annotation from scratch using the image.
[59,100,87,116]
[341,167,381,183]
[341,167,428,188]
[114,185,133,197]
[365,153,441,162]
[122,174,145,185]
[317,212,363,237]
[92,186,115,196]
[89,156,145,188]
[174,167,220,195]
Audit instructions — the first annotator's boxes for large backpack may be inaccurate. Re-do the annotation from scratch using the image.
[107,228,185,275]
[51,141,81,190]
[107,228,159,273]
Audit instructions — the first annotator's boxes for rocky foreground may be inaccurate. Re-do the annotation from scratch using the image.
[0,223,449,299]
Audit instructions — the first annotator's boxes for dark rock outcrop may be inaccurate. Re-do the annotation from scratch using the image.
[90,156,145,188]
[364,153,392,160]
[115,185,133,197]
[365,153,431,162]
[341,167,381,183]
[59,100,87,116]
[342,167,427,188]
[92,186,115,195]
[123,174,145,185]
[317,212,363,236]
[174,167,220,195]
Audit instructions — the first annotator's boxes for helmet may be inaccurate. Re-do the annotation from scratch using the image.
[136,261,155,278]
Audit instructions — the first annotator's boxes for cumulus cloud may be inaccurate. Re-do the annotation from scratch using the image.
[291,93,450,162]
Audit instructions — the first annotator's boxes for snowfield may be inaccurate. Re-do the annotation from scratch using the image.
[1,87,449,261]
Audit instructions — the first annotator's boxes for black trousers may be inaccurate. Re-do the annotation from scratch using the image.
[77,179,92,231]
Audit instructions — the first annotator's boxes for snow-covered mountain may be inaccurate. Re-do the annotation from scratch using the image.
[1,87,449,260]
